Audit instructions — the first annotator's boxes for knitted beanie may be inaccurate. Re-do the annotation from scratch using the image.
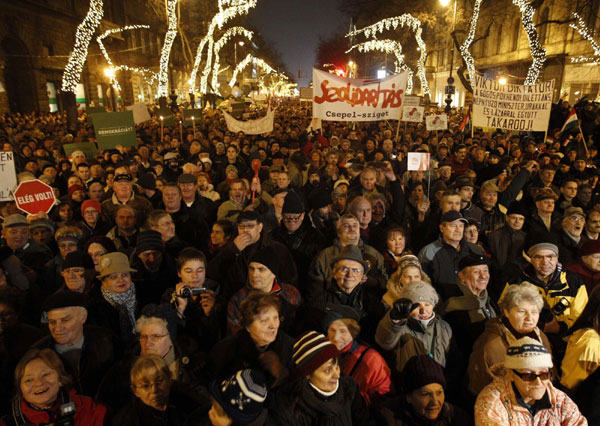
[209,369,268,424]
[402,355,447,393]
[248,246,279,276]
[401,281,439,307]
[293,331,340,376]
[81,199,101,216]
[505,337,553,370]
[282,191,305,214]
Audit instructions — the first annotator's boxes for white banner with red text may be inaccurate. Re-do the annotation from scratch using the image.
[312,68,407,121]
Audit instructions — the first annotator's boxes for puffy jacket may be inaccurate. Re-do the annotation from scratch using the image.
[375,310,453,373]
[475,364,587,426]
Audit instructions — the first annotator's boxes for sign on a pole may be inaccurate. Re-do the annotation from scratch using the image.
[312,68,407,121]
[407,153,431,171]
[92,111,137,151]
[126,103,151,124]
[0,152,17,201]
[402,106,424,123]
[14,179,56,215]
[472,76,554,132]
[403,96,421,107]
[426,114,448,131]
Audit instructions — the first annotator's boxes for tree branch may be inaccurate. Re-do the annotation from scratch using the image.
[535,17,576,28]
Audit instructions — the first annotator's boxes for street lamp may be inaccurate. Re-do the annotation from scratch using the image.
[104,68,116,111]
[440,0,457,112]
[499,77,508,85]
[234,40,245,65]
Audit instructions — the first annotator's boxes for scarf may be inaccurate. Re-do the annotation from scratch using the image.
[101,285,137,341]
[296,379,352,426]
[445,281,495,323]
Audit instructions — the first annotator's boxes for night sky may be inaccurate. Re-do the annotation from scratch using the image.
[248,0,346,88]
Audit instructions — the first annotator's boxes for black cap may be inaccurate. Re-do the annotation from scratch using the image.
[440,211,468,223]
[249,246,279,276]
[321,304,361,332]
[458,254,489,271]
[42,290,87,312]
[114,173,132,182]
[282,191,305,214]
[506,201,528,217]
[137,173,156,190]
[63,251,95,270]
[177,173,197,184]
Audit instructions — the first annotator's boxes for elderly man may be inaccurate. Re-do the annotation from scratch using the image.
[2,214,52,274]
[130,230,178,307]
[567,239,600,293]
[348,196,373,243]
[227,245,301,335]
[501,240,588,336]
[308,213,387,300]
[100,171,152,227]
[177,172,216,224]
[146,210,185,258]
[309,244,385,342]
[552,206,586,265]
[269,191,326,291]
[419,211,485,299]
[34,291,118,397]
[487,201,527,268]
[208,210,297,301]
[418,190,463,251]
[526,188,561,236]
[444,254,498,356]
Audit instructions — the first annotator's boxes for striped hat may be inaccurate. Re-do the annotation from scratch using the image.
[505,337,553,370]
[293,331,340,376]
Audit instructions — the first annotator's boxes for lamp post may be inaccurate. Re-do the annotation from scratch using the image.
[234,41,244,65]
[440,0,457,112]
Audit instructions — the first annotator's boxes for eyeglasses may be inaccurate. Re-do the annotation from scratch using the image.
[337,266,363,276]
[512,370,551,382]
[139,333,168,343]
[89,251,106,259]
[567,216,585,223]
[283,214,302,222]
[134,376,167,391]
[531,254,557,261]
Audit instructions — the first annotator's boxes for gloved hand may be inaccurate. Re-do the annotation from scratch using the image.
[390,298,419,322]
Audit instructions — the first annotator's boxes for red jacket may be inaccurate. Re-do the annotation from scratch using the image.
[1,389,105,426]
[340,341,391,405]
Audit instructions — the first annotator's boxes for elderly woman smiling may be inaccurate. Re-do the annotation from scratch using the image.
[468,282,550,396]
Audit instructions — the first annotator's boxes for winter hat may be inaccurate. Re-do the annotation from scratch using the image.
[310,190,332,210]
[330,244,368,272]
[527,242,559,258]
[209,369,268,424]
[321,304,361,332]
[401,281,439,307]
[97,252,136,279]
[42,290,87,312]
[504,337,553,370]
[248,246,279,276]
[134,230,164,255]
[506,201,527,217]
[137,173,156,190]
[282,191,304,214]
[141,303,178,342]
[81,199,101,216]
[29,219,55,233]
[580,239,600,257]
[177,173,197,184]
[458,254,489,271]
[293,331,340,376]
[440,211,468,224]
[68,184,85,197]
[402,355,447,393]
[63,251,94,270]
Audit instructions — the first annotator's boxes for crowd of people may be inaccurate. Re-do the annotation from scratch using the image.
[0,96,598,425]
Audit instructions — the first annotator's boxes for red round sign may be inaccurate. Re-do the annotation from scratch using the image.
[14,179,56,215]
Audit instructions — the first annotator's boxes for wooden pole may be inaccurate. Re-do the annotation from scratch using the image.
[192,116,196,139]
[179,120,183,143]
[160,117,164,142]
[579,123,589,156]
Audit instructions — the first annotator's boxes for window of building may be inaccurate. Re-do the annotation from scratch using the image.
[496,24,503,55]
[512,19,520,51]
[538,8,549,44]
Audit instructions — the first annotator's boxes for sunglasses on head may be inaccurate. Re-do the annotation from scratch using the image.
[512,370,551,382]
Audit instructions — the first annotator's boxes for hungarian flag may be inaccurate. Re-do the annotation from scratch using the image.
[560,108,579,137]
[459,106,471,133]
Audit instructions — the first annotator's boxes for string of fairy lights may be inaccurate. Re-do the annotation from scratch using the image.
[189,0,258,94]
[346,39,414,93]
[61,0,104,93]
[157,0,179,98]
[229,53,277,87]
[569,12,600,64]
[97,25,157,91]
[512,0,546,85]
[459,0,482,88]
[347,14,430,96]
[211,27,254,91]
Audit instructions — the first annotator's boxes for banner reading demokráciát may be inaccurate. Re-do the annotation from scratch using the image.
[92,111,137,150]
[472,76,554,132]
[312,68,407,121]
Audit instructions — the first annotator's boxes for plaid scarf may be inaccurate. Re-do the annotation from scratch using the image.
[101,285,137,341]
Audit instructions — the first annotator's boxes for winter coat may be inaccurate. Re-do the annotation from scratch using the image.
[478,203,506,236]
[468,317,551,396]
[32,325,119,398]
[339,341,391,405]
[418,238,485,299]
[566,261,600,294]
[0,388,105,426]
[375,311,453,373]
[272,376,373,426]
[561,328,600,390]
[552,228,582,266]
[376,396,473,426]
[487,225,526,268]
[207,328,294,386]
[101,192,153,227]
[475,364,587,426]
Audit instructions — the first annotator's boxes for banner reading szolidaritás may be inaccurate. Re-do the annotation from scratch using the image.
[472,76,554,132]
[92,111,137,150]
[312,68,407,121]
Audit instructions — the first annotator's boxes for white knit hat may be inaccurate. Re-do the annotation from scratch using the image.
[505,337,553,370]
